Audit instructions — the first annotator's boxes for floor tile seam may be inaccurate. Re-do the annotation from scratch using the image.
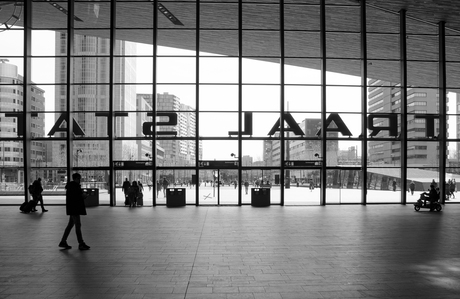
[184,207,209,299]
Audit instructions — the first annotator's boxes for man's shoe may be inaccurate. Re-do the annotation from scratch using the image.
[59,241,72,249]
[42,209,48,212]
[78,243,90,250]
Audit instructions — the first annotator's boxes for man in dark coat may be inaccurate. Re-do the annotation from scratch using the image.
[59,173,90,250]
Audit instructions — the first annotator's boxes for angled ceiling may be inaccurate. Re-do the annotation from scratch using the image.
[11,1,460,87]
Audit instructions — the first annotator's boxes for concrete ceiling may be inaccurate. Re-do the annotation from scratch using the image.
[11,0,460,88]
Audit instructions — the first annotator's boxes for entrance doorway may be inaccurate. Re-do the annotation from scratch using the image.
[325,167,362,204]
[198,160,239,205]
[155,168,196,205]
[284,168,321,205]
[115,169,153,206]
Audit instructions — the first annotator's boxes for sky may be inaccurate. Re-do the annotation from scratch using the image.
[1,29,457,161]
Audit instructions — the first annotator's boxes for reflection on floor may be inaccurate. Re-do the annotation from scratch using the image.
[1,205,460,298]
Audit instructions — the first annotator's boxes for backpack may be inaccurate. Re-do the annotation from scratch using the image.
[128,186,137,196]
[28,184,35,194]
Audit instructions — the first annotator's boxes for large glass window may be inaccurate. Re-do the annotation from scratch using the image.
[1,1,458,206]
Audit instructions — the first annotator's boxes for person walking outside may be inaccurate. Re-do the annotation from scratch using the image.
[409,180,415,195]
[162,177,169,197]
[137,180,144,206]
[449,179,456,199]
[156,180,161,198]
[128,181,139,207]
[32,178,48,212]
[122,178,131,206]
[59,173,90,250]
[244,181,249,194]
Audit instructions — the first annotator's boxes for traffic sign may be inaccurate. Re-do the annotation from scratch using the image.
[199,160,239,168]
[113,161,153,169]
[284,160,322,167]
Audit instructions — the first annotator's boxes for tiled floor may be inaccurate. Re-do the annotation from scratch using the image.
[1,204,460,299]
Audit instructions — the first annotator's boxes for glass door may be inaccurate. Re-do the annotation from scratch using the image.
[326,168,362,204]
[198,169,239,205]
[284,168,321,205]
[154,168,197,205]
[114,170,153,206]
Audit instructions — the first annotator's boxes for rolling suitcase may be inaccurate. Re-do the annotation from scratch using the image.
[136,193,144,206]
[20,200,37,213]
[19,201,28,213]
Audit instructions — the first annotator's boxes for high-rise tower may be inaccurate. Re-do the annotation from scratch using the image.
[367,79,444,166]
[0,60,45,186]
[54,33,137,168]
[140,92,201,166]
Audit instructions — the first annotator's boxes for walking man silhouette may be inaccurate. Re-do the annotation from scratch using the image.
[59,173,90,250]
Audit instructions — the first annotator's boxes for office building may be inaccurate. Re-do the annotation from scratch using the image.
[53,33,137,170]
[0,60,45,187]
[368,79,446,166]
[150,92,201,167]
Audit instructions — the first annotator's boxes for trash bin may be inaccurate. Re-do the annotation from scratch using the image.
[84,188,99,207]
[166,188,186,207]
[251,188,270,207]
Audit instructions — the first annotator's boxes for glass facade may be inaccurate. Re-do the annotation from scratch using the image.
[1,0,459,206]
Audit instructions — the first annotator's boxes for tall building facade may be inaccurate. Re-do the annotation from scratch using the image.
[53,33,137,170]
[367,79,444,166]
[0,60,45,187]
[136,93,165,164]
[149,92,202,166]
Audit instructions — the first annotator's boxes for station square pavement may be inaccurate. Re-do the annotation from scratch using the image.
[1,201,460,299]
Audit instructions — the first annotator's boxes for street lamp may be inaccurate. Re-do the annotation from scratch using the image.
[76,149,82,167]
[145,153,152,184]
[313,153,323,188]
[36,158,42,178]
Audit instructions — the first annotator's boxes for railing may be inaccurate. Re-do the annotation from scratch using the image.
[0,182,107,194]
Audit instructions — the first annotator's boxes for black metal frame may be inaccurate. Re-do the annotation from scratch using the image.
[1,0,453,207]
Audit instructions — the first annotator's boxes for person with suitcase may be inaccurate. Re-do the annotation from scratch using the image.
[20,182,39,213]
[20,198,37,213]
[31,178,48,212]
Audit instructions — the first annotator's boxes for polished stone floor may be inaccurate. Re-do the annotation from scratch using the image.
[1,204,460,299]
